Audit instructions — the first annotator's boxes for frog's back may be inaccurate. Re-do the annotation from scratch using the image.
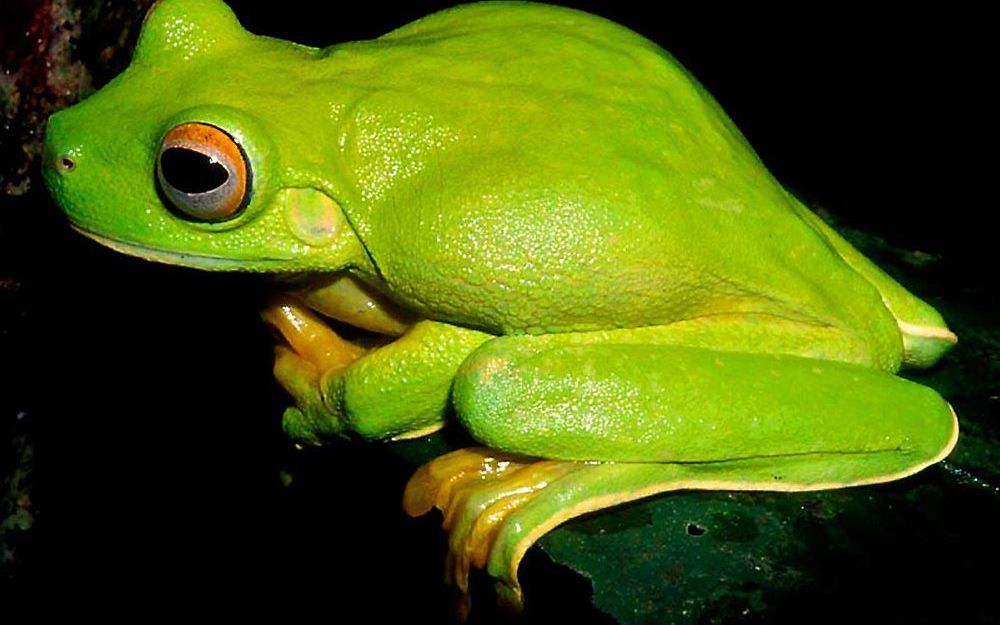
[326,3,933,357]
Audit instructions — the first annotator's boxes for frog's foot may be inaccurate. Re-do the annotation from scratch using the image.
[403,447,591,612]
[403,431,960,613]
[262,295,368,442]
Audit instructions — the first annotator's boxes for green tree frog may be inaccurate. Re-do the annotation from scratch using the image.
[42,0,959,610]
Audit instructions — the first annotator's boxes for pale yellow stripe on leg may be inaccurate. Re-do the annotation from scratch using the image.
[897,319,958,343]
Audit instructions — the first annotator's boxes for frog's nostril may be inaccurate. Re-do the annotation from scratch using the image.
[55,154,77,173]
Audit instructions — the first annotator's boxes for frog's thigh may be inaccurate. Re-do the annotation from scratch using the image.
[455,334,957,468]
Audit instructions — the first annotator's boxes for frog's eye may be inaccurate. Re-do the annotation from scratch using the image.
[157,122,250,222]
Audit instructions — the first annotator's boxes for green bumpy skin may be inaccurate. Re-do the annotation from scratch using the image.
[42,0,960,609]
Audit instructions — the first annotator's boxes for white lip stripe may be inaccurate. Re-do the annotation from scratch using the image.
[70,225,292,270]
[897,320,958,343]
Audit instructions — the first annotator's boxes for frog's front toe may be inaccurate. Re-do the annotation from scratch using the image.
[271,342,350,442]
[263,297,367,440]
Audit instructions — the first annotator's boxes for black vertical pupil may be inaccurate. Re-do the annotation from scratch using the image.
[160,147,229,193]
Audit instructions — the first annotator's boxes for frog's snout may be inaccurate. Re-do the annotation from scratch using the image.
[42,112,77,189]
[41,110,89,219]
[43,112,78,176]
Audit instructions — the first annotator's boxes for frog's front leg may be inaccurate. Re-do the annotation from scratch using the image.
[262,294,490,443]
[404,320,958,609]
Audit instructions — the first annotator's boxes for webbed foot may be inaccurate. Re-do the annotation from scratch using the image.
[403,435,962,615]
[403,447,587,613]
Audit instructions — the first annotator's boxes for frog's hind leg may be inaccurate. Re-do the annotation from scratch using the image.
[409,326,958,610]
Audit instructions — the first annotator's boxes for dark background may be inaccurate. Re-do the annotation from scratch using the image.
[1,1,993,621]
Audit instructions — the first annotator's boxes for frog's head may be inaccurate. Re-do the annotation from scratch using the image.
[43,0,371,274]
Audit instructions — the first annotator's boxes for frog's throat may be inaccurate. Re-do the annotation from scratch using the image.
[71,225,294,271]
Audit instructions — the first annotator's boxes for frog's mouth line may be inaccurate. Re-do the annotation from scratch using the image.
[71,225,294,271]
